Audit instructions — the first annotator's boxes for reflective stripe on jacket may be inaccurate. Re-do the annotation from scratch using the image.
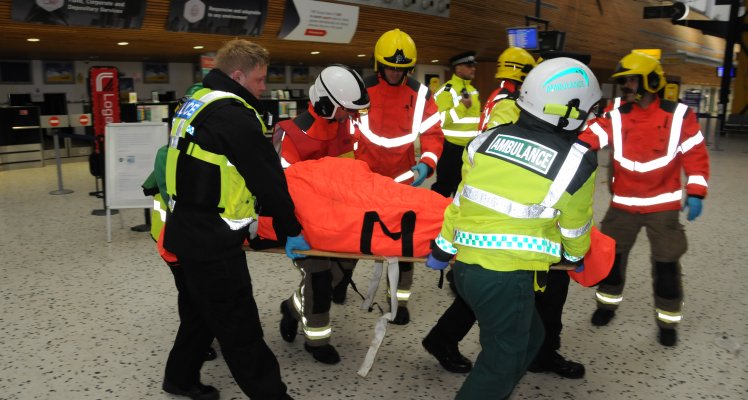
[433,74,481,147]
[166,88,264,230]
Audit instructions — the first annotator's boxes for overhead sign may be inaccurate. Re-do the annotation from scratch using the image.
[166,0,268,36]
[11,0,145,28]
[278,0,358,44]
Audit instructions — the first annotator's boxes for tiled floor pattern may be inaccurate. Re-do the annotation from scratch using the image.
[1,135,746,399]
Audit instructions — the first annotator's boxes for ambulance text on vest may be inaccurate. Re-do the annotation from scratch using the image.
[486,135,557,174]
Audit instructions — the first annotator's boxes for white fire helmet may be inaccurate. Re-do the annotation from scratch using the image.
[516,57,601,131]
[309,64,369,119]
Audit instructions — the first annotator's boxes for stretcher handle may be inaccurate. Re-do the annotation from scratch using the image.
[244,247,575,271]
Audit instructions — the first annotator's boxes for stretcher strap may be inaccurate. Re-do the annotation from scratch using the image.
[360,211,416,257]
[361,261,383,312]
[357,257,400,377]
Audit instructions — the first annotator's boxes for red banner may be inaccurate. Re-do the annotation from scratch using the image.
[89,67,121,139]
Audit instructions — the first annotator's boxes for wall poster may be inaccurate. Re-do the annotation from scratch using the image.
[278,0,358,44]
[166,0,268,36]
[11,0,145,28]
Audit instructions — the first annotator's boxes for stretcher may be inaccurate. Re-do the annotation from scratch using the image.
[246,246,575,377]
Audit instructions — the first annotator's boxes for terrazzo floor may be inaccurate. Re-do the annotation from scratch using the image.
[1,134,746,400]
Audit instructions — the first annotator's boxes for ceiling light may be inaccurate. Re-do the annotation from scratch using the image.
[27,38,40,42]
[431,59,439,63]
[357,54,366,57]
[310,51,320,55]
[193,45,204,49]
[117,42,129,46]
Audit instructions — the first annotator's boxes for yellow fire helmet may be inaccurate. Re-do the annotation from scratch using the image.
[611,51,666,93]
[496,47,537,82]
[374,28,417,71]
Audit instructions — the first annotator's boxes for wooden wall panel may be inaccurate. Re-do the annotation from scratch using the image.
[0,0,729,87]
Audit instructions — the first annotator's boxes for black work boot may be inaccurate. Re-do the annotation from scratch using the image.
[528,351,586,379]
[279,301,298,342]
[162,380,219,400]
[659,327,678,346]
[390,305,410,325]
[304,343,341,364]
[422,334,472,373]
[591,308,615,326]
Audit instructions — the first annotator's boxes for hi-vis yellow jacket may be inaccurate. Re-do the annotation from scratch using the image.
[433,74,481,147]
[432,117,597,271]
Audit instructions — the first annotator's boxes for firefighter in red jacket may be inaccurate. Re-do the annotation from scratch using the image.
[274,65,370,364]
[580,51,710,346]
[352,28,444,325]
[478,47,537,132]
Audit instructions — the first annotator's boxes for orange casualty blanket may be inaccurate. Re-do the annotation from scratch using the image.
[568,226,616,287]
[257,157,452,257]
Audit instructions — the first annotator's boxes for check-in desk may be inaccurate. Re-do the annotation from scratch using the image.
[0,106,43,169]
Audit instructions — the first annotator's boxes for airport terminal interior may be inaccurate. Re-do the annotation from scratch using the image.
[1,133,747,399]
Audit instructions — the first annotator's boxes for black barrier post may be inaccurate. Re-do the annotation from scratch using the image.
[48,129,74,195]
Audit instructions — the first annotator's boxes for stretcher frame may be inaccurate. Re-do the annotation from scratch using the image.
[250,247,575,270]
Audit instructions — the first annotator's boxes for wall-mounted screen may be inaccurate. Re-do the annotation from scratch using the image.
[0,61,32,84]
[507,26,539,51]
[716,66,736,78]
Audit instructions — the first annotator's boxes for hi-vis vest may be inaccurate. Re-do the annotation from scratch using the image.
[166,88,266,230]
[151,193,167,241]
[142,170,167,242]
[433,75,481,147]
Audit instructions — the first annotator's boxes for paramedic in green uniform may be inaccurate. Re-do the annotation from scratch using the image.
[426,57,601,400]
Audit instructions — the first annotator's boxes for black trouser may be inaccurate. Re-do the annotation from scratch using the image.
[165,250,289,399]
[533,270,570,357]
[431,140,465,198]
[427,269,570,361]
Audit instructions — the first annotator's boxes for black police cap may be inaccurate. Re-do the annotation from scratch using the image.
[450,51,477,66]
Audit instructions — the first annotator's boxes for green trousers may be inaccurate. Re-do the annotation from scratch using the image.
[453,261,544,400]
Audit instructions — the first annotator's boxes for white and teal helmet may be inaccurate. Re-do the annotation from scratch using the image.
[516,57,601,131]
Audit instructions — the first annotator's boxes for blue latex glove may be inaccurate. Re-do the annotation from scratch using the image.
[285,234,311,259]
[410,162,430,187]
[575,263,585,273]
[426,253,449,270]
[682,196,703,221]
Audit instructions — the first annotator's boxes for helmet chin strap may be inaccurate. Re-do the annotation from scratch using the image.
[634,75,647,102]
